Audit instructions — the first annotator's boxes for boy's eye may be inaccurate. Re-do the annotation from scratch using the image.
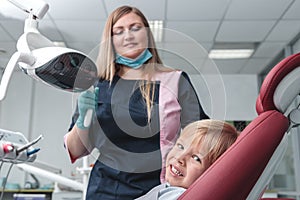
[192,155,202,163]
[177,143,184,150]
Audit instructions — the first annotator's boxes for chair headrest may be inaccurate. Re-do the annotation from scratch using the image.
[256,52,300,115]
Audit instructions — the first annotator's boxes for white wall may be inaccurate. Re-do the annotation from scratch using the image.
[0,70,259,188]
[190,74,258,121]
[162,50,259,121]
[293,39,300,54]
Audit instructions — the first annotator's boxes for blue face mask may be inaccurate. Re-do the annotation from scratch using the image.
[115,49,152,69]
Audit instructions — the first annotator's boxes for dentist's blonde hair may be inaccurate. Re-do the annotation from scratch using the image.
[96,5,173,121]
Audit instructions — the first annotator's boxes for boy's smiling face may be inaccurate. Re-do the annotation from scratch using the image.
[165,129,208,189]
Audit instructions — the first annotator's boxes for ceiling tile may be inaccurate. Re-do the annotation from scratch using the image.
[216,21,276,42]
[253,42,286,58]
[0,21,14,42]
[54,20,104,43]
[162,57,206,75]
[0,42,17,70]
[0,57,9,69]
[163,25,217,45]
[226,0,293,20]
[1,19,65,46]
[197,42,213,52]
[0,0,28,20]
[198,58,224,74]
[104,0,165,20]
[240,58,272,74]
[292,39,300,53]
[166,0,231,20]
[67,42,100,56]
[212,59,248,74]
[283,0,300,19]
[162,42,209,59]
[0,0,300,76]
[0,19,24,41]
[266,20,300,42]
[38,19,64,42]
[0,42,18,71]
[0,42,17,58]
[166,21,219,42]
[46,0,106,20]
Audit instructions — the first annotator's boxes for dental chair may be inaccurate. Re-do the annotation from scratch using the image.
[179,52,300,200]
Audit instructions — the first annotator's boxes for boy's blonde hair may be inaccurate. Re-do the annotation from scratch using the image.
[181,119,239,168]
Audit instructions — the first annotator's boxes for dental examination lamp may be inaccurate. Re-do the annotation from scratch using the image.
[0,0,98,127]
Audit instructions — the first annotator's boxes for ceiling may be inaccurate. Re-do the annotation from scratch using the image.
[1,0,300,75]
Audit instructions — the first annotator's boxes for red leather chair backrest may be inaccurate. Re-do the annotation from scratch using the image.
[256,52,300,114]
[179,111,288,200]
[179,52,300,200]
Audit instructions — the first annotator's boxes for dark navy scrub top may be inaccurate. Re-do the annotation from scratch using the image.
[69,72,208,200]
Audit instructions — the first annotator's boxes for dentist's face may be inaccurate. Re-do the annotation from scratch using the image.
[165,132,208,189]
[112,12,148,59]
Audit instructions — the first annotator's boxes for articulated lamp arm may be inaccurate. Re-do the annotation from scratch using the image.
[0,52,35,101]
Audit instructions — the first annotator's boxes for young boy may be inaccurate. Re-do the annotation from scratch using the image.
[136,119,239,200]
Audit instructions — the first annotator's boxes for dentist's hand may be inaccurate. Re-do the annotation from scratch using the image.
[76,87,99,130]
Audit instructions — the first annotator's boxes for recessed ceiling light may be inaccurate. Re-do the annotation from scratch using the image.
[208,42,256,59]
[208,49,254,59]
[149,20,163,42]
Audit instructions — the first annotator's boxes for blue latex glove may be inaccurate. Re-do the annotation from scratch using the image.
[76,87,99,130]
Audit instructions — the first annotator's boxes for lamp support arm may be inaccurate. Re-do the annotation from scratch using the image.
[0,52,35,101]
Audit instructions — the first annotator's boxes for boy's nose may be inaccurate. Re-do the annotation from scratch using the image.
[176,152,188,166]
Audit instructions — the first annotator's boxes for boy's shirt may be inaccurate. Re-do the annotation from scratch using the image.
[135,183,186,200]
